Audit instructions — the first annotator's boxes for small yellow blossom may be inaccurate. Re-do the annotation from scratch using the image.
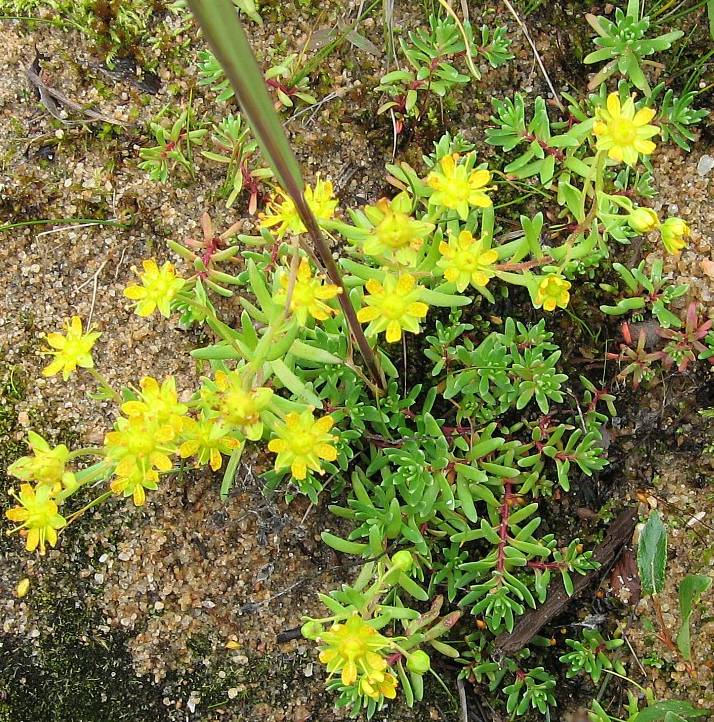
[593,93,658,166]
[110,466,159,507]
[124,260,185,318]
[318,614,393,688]
[267,409,337,480]
[8,431,76,489]
[360,193,434,266]
[627,207,660,233]
[179,416,241,471]
[42,316,101,381]
[122,376,187,433]
[5,483,67,554]
[260,176,337,236]
[200,371,273,441]
[534,274,571,312]
[660,217,690,255]
[357,274,429,343]
[426,153,492,220]
[274,258,341,326]
[104,415,175,480]
[437,230,499,292]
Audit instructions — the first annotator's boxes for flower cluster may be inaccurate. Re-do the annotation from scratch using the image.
[5,432,74,555]
[318,615,398,701]
[104,376,187,506]
[260,175,337,236]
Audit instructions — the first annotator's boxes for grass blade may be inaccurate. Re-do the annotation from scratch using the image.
[187,0,385,390]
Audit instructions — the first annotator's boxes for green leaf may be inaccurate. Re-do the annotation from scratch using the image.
[676,574,712,661]
[320,531,369,555]
[634,701,707,721]
[637,511,667,596]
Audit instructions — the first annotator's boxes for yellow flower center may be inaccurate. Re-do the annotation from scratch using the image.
[291,430,316,455]
[609,117,637,145]
[455,250,478,271]
[375,212,417,249]
[379,296,408,320]
[340,635,367,660]
[292,281,318,308]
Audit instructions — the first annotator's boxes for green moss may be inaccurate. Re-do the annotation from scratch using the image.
[0,593,171,722]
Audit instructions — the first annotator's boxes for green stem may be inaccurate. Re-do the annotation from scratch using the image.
[86,368,122,405]
[0,217,128,233]
[64,491,113,525]
[67,447,106,460]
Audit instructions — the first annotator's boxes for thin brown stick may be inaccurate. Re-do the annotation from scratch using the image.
[493,506,638,655]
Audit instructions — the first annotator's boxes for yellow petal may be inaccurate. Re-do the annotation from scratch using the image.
[357,306,380,323]
[633,107,656,126]
[386,321,402,343]
[468,169,491,189]
[45,332,67,350]
[314,415,334,433]
[291,459,308,480]
[316,443,337,461]
[407,302,429,318]
[26,528,40,552]
[606,93,621,117]
[268,439,287,453]
[365,279,383,295]
[396,274,415,294]
[69,316,83,335]
[42,358,64,378]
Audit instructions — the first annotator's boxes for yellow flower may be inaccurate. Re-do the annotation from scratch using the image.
[318,614,392,687]
[5,483,67,554]
[361,193,434,266]
[660,217,690,255]
[7,431,76,489]
[267,409,337,480]
[357,274,429,343]
[274,258,341,326]
[124,259,185,318]
[534,274,571,312]
[110,466,159,507]
[437,230,499,292]
[200,371,273,441]
[179,416,241,471]
[121,376,187,434]
[104,415,175,480]
[426,153,492,220]
[260,175,338,236]
[42,316,101,381]
[593,93,658,166]
[627,207,660,233]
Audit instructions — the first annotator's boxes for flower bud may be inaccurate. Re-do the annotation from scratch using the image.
[391,550,413,572]
[627,207,659,233]
[407,650,431,675]
[300,620,324,640]
[660,217,690,255]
